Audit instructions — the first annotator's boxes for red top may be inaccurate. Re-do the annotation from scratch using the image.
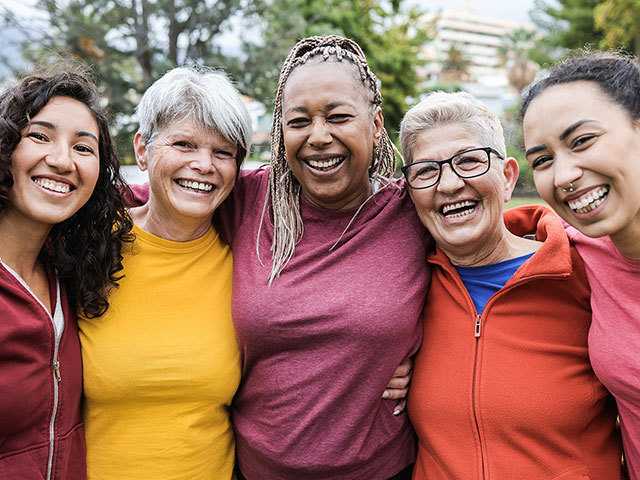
[0,264,86,479]
[409,205,622,480]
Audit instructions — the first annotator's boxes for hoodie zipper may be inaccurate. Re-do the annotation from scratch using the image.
[0,262,62,480]
[442,265,568,480]
[46,291,62,480]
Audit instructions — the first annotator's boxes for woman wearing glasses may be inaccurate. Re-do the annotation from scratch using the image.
[399,91,621,479]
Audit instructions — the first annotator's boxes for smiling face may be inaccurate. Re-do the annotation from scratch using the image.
[281,61,383,210]
[6,96,100,232]
[134,117,238,230]
[523,81,640,242]
[407,123,518,258]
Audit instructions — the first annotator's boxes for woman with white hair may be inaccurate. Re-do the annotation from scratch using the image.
[79,66,252,480]
[400,91,622,479]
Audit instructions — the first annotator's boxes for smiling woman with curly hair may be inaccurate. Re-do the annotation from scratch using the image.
[0,64,132,479]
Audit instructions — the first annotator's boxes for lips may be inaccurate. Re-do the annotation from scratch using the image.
[440,199,478,218]
[174,178,215,193]
[32,176,74,194]
[565,185,609,214]
[302,154,346,172]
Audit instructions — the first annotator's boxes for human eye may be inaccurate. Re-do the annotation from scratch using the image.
[412,162,439,180]
[570,134,598,150]
[172,140,196,150]
[454,151,486,171]
[74,143,96,155]
[214,148,235,160]
[328,113,352,123]
[286,116,310,128]
[26,131,49,142]
[531,155,553,170]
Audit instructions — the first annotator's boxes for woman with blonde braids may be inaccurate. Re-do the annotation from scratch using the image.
[228,35,431,479]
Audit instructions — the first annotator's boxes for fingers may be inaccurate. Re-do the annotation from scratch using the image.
[392,358,412,378]
[393,399,407,416]
[386,375,410,390]
[382,387,408,400]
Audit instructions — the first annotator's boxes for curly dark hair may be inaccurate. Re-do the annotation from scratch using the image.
[0,63,133,318]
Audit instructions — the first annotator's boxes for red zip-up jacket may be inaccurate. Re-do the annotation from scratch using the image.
[0,263,86,479]
[409,205,622,480]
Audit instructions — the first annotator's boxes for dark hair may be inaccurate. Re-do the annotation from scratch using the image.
[521,51,640,120]
[0,64,133,318]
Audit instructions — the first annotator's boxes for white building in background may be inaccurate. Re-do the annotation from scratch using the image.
[421,8,535,113]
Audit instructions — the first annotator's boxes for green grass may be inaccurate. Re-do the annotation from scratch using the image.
[507,196,546,208]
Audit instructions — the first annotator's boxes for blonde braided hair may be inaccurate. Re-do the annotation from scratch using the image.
[261,35,396,284]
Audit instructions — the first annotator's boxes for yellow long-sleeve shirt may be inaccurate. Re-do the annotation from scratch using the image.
[80,224,240,480]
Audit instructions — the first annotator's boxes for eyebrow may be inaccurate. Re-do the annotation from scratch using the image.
[30,120,99,142]
[525,119,597,157]
[284,101,354,115]
[413,145,478,163]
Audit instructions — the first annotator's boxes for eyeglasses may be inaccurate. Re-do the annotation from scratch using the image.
[401,147,504,190]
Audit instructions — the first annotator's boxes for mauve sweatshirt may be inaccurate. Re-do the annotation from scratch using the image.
[230,168,431,480]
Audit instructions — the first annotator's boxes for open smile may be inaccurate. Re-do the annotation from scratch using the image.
[302,154,347,173]
[565,185,609,214]
[32,176,74,195]
[440,199,479,221]
[174,178,215,194]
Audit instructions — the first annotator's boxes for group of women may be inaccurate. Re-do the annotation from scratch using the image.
[0,33,638,480]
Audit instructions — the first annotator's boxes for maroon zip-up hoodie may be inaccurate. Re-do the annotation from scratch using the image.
[0,263,86,479]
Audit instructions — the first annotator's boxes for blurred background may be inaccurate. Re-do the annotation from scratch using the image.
[0,0,637,199]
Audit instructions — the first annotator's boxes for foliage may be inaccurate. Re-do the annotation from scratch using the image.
[594,0,640,54]
[440,44,470,83]
[530,0,604,64]
[501,101,535,193]
[236,0,428,140]
[498,28,539,93]
[0,0,262,160]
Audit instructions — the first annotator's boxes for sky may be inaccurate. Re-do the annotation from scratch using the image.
[415,0,537,23]
[2,0,539,24]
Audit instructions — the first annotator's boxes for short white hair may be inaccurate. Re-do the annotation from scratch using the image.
[400,91,506,164]
[136,66,252,162]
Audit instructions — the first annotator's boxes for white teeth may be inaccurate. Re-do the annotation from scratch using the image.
[306,156,344,170]
[33,177,71,193]
[176,179,213,192]
[567,186,609,213]
[442,200,477,215]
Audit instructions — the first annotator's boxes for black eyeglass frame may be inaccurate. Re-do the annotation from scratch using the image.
[401,147,505,190]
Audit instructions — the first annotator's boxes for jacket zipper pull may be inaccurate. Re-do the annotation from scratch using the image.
[53,360,61,382]
[474,315,482,338]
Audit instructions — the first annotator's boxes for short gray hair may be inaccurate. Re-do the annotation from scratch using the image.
[135,66,252,165]
[400,91,506,164]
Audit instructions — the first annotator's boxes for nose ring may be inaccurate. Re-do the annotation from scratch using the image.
[561,182,576,193]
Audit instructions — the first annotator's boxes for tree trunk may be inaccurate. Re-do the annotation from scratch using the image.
[168,0,179,65]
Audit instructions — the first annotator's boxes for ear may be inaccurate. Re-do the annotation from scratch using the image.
[372,107,384,147]
[133,132,149,171]
[502,157,520,203]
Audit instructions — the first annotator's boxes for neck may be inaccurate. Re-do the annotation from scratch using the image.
[445,225,539,267]
[129,202,212,242]
[0,209,51,278]
[302,181,373,212]
[610,214,640,259]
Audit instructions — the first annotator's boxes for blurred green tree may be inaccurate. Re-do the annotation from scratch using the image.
[0,0,261,159]
[594,0,640,54]
[234,0,428,141]
[529,0,604,64]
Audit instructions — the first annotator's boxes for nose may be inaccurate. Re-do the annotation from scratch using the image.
[189,149,216,174]
[552,153,583,191]
[436,163,465,193]
[307,119,332,148]
[44,143,74,173]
